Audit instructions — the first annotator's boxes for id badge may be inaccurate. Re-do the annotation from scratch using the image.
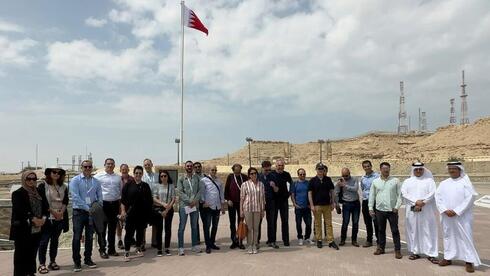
[85,197,91,205]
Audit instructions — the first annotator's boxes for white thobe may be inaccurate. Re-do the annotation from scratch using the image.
[435,177,481,266]
[401,177,438,257]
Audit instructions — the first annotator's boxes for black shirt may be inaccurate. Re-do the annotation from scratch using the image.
[272,171,292,202]
[308,175,334,206]
[121,181,153,223]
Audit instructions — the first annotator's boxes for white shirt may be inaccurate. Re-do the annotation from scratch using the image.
[94,171,122,201]
[200,175,224,210]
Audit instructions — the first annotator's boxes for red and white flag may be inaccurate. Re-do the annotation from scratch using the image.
[183,4,208,35]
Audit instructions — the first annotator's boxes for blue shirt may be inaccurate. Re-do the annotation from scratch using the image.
[290,180,309,208]
[69,173,103,211]
[360,172,379,200]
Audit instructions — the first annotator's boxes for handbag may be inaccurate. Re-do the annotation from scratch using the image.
[237,218,248,241]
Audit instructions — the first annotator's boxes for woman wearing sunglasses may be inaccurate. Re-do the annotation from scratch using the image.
[240,167,265,254]
[10,170,49,276]
[37,167,69,274]
[151,170,176,257]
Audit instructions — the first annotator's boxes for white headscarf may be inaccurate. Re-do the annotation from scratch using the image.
[447,162,478,196]
[410,162,433,180]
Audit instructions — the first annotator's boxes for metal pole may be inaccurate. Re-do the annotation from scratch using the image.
[246,137,253,168]
[318,139,324,163]
[35,144,38,169]
[179,1,185,166]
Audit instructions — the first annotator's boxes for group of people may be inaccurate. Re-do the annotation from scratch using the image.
[9,157,481,275]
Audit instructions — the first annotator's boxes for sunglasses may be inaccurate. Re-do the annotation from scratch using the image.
[26,177,37,181]
[160,175,168,178]
[51,171,61,175]
[298,173,306,176]
[83,165,93,169]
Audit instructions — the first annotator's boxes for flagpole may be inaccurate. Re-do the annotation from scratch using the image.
[179,0,185,166]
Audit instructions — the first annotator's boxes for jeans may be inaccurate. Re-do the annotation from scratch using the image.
[72,209,94,264]
[340,201,361,242]
[178,207,199,248]
[102,200,120,253]
[362,200,379,244]
[202,207,220,248]
[38,220,64,265]
[124,216,146,251]
[14,232,41,276]
[294,208,312,240]
[152,207,174,250]
[265,199,277,243]
[227,202,241,244]
[375,210,401,251]
[313,205,334,243]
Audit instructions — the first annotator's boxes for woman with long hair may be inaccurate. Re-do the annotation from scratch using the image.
[37,167,69,274]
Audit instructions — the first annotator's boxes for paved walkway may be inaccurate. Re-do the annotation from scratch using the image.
[1,205,489,276]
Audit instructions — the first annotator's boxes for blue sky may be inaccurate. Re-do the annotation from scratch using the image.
[1,0,490,172]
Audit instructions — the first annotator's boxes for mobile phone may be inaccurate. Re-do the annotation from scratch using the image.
[410,206,415,212]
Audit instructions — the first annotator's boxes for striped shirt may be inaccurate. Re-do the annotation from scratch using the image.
[240,180,265,213]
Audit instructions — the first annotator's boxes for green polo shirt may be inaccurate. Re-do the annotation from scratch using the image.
[368,176,402,212]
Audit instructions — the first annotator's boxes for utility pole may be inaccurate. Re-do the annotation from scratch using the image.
[398,81,408,134]
[460,70,469,125]
[246,137,253,168]
[318,139,325,163]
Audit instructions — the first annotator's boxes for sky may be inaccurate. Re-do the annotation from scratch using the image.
[1,0,489,173]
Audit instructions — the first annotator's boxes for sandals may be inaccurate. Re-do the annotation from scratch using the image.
[38,265,49,274]
[428,257,439,264]
[409,254,421,260]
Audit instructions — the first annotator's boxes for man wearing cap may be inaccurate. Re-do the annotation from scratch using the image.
[401,162,438,264]
[308,163,339,250]
[369,162,402,259]
[436,161,481,273]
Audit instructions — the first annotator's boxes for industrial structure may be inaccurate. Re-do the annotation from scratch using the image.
[397,81,408,134]
[460,70,469,125]
[450,98,456,125]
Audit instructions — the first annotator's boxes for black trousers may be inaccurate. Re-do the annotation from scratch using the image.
[227,202,242,245]
[375,210,401,251]
[277,200,290,244]
[202,207,220,248]
[102,200,120,253]
[362,200,379,244]
[124,217,146,252]
[14,232,41,276]
[265,199,277,243]
[152,207,174,250]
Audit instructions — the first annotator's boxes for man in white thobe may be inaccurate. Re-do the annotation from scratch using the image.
[401,162,438,264]
[435,161,481,273]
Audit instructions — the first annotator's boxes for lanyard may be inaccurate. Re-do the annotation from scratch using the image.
[186,177,193,194]
[233,174,243,191]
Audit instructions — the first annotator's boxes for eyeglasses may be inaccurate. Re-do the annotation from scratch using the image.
[250,172,257,175]
[298,173,306,176]
[83,165,93,169]
[26,177,37,181]
[160,175,168,178]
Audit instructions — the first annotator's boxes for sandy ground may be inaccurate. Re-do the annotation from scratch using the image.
[1,197,489,275]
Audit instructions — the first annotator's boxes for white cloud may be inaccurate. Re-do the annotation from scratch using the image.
[0,19,24,33]
[85,17,108,28]
[46,39,159,82]
[0,35,37,66]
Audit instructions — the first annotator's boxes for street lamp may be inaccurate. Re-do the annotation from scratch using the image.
[175,138,181,165]
[246,137,253,168]
[318,139,325,163]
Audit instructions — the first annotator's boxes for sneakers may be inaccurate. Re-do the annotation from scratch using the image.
[252,245,258,254]
[298,239,304,246]
[192,246,202,253]
[306,239,315,245]
[165,249,172,256]
[178,248,185,256]
[135,249,144,257]
[317,241,323,248]
[99,251,109,259]
[73,263,82,272]
[124,252,130,262]
[157,250,163,257]
[270,242,279,249]
[84,259,97,268]
[247,246,253,254]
